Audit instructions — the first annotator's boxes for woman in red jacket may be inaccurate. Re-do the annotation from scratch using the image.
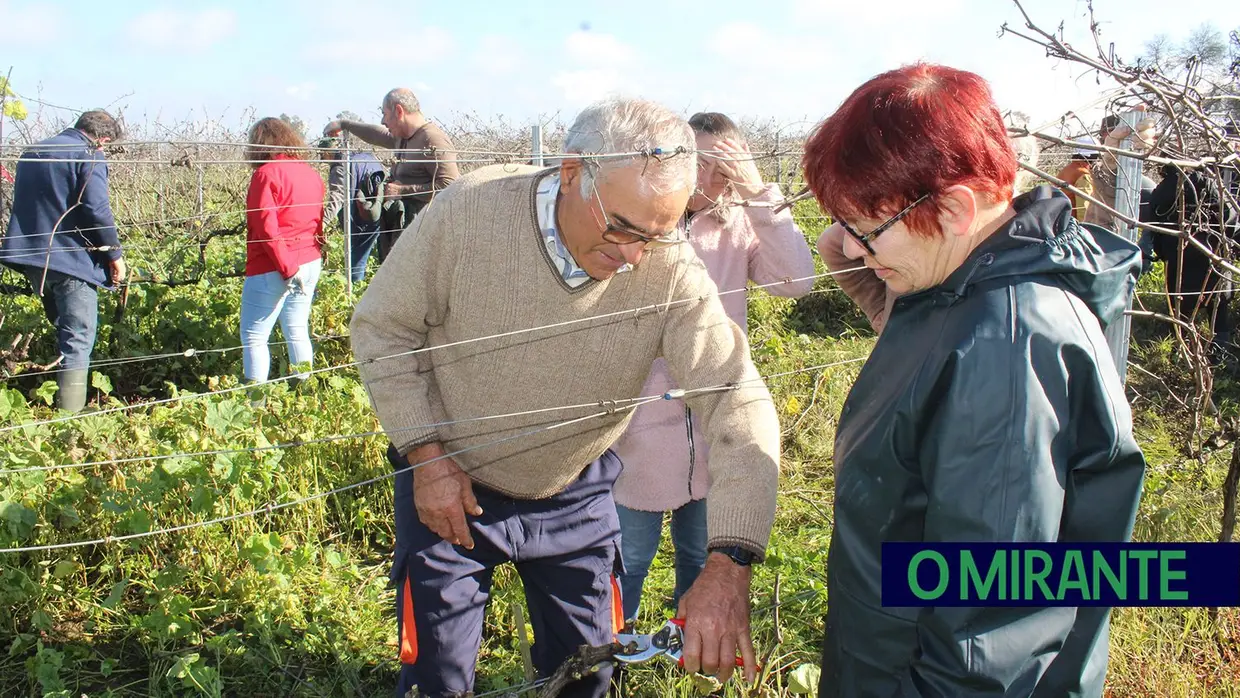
[241,117,326,384]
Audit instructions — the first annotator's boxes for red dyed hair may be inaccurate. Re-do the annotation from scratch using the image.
[803,63,1016,237]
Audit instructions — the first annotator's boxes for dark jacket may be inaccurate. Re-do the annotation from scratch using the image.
[1146,164,1240,313]
[0,129,121,288]
[325,151,385,235]
[1148,164,1239,263]
[820,190,1147,697]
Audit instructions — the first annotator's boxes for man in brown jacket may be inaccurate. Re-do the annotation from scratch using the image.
[325,88,460,261]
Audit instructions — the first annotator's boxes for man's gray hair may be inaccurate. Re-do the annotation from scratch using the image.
[562,97,696,198]
[384,88,421,115]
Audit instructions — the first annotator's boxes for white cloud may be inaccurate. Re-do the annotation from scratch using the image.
[126,8,237,51]
[472,35,528,78]
[284,82,318,101]
[551,32,643,108]
[791,0,964,25]
[710,22,766,49]
[563,31,638,68]
[552,69,632,107]
[309,26,455,64]
[709,21,834,71]
[693,22,846,121]
[1,0,65,45]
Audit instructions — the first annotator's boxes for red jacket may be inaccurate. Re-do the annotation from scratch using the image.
[245,155,326,278]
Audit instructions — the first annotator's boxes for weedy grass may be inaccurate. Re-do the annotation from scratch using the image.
[0,188,1236,697]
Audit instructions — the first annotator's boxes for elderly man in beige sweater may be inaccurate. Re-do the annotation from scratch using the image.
[350,97,780,698]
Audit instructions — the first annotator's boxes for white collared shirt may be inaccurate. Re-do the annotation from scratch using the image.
[535,172,633,287]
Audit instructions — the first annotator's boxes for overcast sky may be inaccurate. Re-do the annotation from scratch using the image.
[2,0,1238,137]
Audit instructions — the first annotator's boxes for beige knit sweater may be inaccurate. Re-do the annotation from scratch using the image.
[350,164,781,555]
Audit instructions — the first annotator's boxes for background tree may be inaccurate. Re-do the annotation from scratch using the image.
[278,113,307,141]
[1141,23,1240,123]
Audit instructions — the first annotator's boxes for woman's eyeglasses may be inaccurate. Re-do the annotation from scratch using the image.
[837,194,931,256]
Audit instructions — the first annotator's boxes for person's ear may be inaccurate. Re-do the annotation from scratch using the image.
[936,185,979,239]
[560,157,584,191]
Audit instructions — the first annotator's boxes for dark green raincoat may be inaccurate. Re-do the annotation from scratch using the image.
[819,189,1148,697]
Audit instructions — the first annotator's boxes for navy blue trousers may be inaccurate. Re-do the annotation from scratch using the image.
[389,446,624,698]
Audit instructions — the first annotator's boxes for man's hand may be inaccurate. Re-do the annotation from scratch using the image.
[409,442,483,548]
[384,182,405,198]
[323,120,343,137]
[675,552,756,684]
[1101,105,1157,163]
[108,257,127,287]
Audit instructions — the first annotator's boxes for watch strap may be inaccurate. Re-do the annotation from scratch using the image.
[709,545,757,566]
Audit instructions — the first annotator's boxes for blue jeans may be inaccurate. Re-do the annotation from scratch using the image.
[342,216,381,283]
[240,258,321,383]
[615,498,708,622]
[22,267,98,371]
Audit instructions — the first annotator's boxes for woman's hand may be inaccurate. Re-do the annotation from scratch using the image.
[287,264,313,294]
[712,139,766,200]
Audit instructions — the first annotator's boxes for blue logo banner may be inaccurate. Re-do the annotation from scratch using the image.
[881,543,1240,607]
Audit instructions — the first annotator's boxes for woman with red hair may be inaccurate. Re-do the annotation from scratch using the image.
[806,63,1147,696]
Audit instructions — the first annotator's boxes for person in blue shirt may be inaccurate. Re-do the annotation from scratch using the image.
[0,110,126,413]
[319,136,386,283]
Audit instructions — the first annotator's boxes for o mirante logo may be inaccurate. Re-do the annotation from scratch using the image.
[881,543,1240,607]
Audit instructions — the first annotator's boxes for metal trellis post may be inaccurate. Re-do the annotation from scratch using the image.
[158,143,166,220]
[1102,108,1145,384]
[342,133,353,297]
[775,131,782,191]
[531,125,544,167]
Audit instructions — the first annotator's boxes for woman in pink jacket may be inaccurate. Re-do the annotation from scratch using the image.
[610,112,815,623]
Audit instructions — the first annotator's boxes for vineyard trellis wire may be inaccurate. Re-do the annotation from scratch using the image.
[1,2,1239,694]
[0,0,1234,549]
[0,268,855,434]
[0,356,867,554]
[3,288,870,385]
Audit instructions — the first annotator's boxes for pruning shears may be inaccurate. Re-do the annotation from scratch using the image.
[613,618,746,669]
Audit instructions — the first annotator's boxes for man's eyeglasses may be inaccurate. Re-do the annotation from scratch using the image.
[590,178,683,246]
[836,194,931,256]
